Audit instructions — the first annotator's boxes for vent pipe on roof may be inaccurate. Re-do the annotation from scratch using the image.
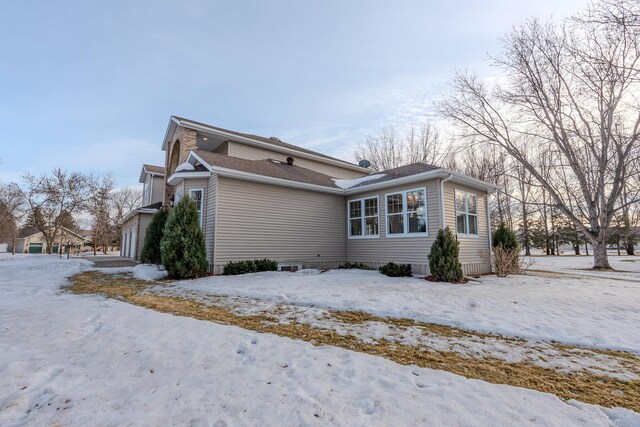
[286,156,295,166]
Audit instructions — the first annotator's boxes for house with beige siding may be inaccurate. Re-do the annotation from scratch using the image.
[119,164,165,260]
[4,226,85,254]
[123,116,497,274]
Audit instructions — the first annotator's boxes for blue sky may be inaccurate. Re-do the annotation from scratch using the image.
[0,0,585,187]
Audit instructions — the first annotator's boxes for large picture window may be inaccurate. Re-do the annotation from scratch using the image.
[348,197,379,238]
[455,190,478,236]
[386,188,427,236]
[189,189,203,227]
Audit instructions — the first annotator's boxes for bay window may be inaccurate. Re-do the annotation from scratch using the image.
[455,190,478,236]
[386,188,427,236]
[348,197,379,238]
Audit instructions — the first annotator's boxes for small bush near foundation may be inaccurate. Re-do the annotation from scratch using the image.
[428,227,464,282]
[492,223,520,277]
[379,262,413,277]
[338,261,375,270]
[223,259,279,275]
[253,258,279,272]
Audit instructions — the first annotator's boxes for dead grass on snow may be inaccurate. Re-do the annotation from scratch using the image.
[67,271,640,413]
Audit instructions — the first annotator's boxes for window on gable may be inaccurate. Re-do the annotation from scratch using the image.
[455,190,478,236]
[386,188,427,236]
[348,197,379,238]
[143,175,151,205]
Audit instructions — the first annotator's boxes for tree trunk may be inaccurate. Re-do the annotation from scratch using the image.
[585,241,589,256]
[573,244,580,255]
[626,241,635,256]
[592,241,611,270]
[522,200,530,256]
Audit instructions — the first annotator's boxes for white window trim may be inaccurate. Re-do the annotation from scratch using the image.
[189,188,205,227]
[455,189,479,238]
[347,196,380,239]
[384,187,428,238]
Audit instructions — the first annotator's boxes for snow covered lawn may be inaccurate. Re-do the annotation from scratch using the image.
[163,256,640,354]
[1,255,639,426]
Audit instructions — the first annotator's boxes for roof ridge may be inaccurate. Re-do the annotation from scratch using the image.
[174,116,361,168]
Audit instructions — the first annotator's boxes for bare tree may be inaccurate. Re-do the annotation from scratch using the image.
[355,121,449,171]
[110,187,142,224]
[438,1,640,269]
[109,187,142,251]
[406,122,451,165]
[0,182,25,254]
[20,170,88,253]
[355,126,403,171]
[87,173,115,255]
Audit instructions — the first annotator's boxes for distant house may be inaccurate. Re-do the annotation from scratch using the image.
[6,226,85,254]
[119,164,165,260]
[120,116,497,275]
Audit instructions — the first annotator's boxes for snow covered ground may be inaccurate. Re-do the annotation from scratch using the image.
[1,254,639,426]
[163,256,640,355]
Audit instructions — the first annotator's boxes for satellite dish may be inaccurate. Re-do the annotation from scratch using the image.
[358,159,371,168]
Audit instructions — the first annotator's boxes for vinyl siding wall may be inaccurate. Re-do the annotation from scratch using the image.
[226,141,366,179]
[204,175,217,267]
[121,212,153,260]
[346,180,442,275]
[443,182,492,275]
[212,176,346,274]
[150,175,165,205]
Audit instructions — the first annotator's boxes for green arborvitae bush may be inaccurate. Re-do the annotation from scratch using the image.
[428,227,464,282]
[140,208,168,265]
[223,259,279,275]
[492,222,519,252]
[379,262,413,277]
[338,261,375,270]
[160,195,208,279]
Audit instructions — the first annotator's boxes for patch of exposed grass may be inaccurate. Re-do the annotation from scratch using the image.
[67,271,640,412]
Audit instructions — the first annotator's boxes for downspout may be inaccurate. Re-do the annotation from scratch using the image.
[439,174,453,229]
[487,189,496,273]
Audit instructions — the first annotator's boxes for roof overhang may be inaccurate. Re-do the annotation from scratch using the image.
[119,208,160,225]
[185,151,499,196]
[344,169,499,195]
[162,116,371,174]
[139,165,166,183]
[166,171,211,186]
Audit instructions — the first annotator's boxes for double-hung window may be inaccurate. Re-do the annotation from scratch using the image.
[386,188,427,236]
[348,197,379,238]
[455,190,478,236]
[189,189,204,227]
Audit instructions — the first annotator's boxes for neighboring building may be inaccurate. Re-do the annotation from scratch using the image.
[120,164,165,260]
[123,116,497,274]
[5,226,85,254]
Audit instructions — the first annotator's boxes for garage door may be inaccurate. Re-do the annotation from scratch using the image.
[28,243,43,254]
